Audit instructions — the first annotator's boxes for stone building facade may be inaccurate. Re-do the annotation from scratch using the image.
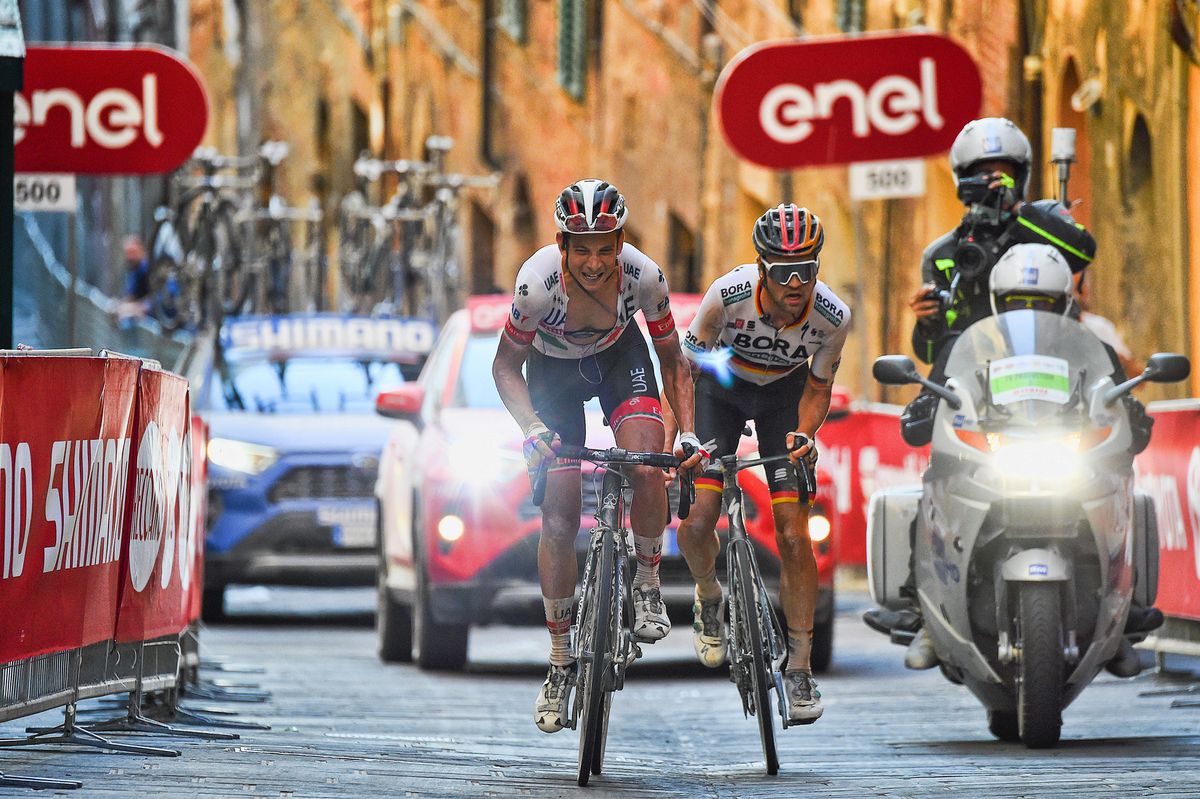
[186,0,1197,399]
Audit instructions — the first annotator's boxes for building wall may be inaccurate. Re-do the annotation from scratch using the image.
[180,0,1197,401]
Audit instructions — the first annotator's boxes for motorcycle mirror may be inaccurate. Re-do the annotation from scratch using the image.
[873,355,919,385]
[1143,353,1191,384]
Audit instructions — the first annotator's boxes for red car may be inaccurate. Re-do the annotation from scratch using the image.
[372,295,840,671]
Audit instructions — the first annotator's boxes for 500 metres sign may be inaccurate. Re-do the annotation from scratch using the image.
[715,32,982,169]
[15,44,209,175]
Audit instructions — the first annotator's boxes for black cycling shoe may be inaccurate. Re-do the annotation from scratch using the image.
[862,607,922,636]
[1124,605,1164,635]
[1105,637,1143,678]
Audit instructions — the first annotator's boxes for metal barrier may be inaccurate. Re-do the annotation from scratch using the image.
[0,349,219,785]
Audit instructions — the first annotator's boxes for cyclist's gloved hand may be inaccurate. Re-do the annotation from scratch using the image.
[785,431,818,468]
[522,421,560,488]
[675,432,714,472]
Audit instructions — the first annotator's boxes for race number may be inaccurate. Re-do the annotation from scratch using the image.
[14,173,77,213]
[849,160,925,201]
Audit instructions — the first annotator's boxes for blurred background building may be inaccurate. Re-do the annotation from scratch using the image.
[14,0,1200,400]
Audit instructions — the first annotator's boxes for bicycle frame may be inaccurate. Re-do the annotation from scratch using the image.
[720,457,787,699]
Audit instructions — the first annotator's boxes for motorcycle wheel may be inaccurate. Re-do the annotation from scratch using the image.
[987,709,1020,743]
[1017,582,1064,748]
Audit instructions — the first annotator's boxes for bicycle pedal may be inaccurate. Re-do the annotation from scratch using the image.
[889,629,916,646]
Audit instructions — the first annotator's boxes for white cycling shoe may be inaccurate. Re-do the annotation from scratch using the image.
[781,669,823,725]
[632,585,671,642]
[692,590,728,668]
[534,662,576,733]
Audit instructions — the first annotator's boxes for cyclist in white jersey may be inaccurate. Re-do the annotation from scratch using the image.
[668,204,850,725]
[492,179,702,734]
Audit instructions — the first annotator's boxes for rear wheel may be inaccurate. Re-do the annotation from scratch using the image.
[576,530,614,787]
[1017,583,1064,748]
[733,541,779,776]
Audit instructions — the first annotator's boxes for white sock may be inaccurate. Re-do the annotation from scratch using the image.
[633,535,662,588]
[543,596,575,666]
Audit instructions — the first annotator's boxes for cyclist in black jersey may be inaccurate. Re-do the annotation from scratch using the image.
[666,204,850,725]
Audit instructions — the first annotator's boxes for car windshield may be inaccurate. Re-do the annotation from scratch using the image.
[213,356,406,413]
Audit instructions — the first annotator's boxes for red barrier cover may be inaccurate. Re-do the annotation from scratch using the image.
[0,357,139,662]
[819,406,929,566]
[1135,405,1200,622]
[186,415,208,624]
[113,369,197,642]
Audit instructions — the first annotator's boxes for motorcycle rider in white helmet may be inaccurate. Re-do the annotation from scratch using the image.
[873,242,1158,672]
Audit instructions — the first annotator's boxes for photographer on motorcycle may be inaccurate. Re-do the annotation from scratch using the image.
[868,242,1161,670]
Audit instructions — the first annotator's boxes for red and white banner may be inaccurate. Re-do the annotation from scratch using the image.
[0,357,139,662]
[714,32,982,170]
[114,369,197,642]
[15,44,209,175]
[818,404,928,565]
[1135,404,1200,622]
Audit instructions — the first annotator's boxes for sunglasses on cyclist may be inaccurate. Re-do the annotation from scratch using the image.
[761,258,819,285]
[560,212,622,234]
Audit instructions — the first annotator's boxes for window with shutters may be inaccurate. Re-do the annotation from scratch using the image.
[836,0,865,32]
[558,0,587,101]
[501,0,528,44]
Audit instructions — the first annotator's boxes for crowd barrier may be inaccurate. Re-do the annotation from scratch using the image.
[818,401,928,566]
[0,348,210,788]
[1134,400,1200,657]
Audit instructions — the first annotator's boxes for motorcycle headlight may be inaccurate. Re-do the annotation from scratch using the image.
[446,440,525,488]
[207,437,278,475]
[990,440,1083,482]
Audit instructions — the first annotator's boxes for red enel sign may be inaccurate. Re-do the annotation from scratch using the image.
[715,32,982,170]
[15,44,209,175]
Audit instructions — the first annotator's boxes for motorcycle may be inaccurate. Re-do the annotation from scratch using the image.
[868,309,1189,748]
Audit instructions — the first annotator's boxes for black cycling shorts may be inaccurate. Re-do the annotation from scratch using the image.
[526,323,663,450]
[693,366,808,501]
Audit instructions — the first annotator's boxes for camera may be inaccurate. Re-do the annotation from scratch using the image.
[952,233,1002,281]
[955,174,996,207]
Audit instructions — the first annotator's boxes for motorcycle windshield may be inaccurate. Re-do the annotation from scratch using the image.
[942,310,1116,427]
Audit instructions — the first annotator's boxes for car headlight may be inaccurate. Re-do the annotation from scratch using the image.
[446,440,525,488]
[808,513,831,543]
[207,437,279,475]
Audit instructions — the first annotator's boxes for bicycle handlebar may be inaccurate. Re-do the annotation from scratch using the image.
[531,445,693,520]
[717,449,816,504]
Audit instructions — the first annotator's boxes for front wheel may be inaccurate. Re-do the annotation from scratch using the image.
[732,541,779,776]
[1017,582,1064,748]
[576,530,615,787]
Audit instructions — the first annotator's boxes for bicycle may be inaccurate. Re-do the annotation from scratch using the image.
[712,448,817,775]
[243,141,325,314]
[337,155,432,315]
[148,148,257,331]
[532,445,692,786]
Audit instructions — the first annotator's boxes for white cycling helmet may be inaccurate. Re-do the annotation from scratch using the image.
[949,117,1033,199]
[989,243,1074,316]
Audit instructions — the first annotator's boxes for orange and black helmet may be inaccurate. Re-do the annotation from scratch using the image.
[753,204,824,259]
